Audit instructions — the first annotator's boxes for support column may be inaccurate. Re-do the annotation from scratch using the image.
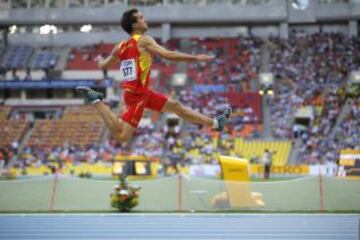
[349,20,358,37]
[106,86,114,101]
[20,90,26,101]
[161,23,171,44]
[279,22,289,40]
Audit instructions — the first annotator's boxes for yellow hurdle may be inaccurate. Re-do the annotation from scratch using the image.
[212,155,265,208]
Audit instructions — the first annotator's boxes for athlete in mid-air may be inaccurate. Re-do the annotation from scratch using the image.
[77,8,231,143]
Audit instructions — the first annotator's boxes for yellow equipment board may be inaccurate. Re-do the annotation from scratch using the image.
[220,156,250,181]
[215,155,264,208]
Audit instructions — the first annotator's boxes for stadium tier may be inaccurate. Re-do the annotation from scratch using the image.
[0,34,358,169]
[0,120,28,148]
[26,106,104,148]
[0,0,359,181]
[31,50,58,70]
[226,92,262,122]
[66,43,116,70]
[235,138,292,166]
[0,106,12,119]
[2,45,32,70]
[187,37,261,86]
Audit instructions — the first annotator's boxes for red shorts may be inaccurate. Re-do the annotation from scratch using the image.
[121,89,168,128]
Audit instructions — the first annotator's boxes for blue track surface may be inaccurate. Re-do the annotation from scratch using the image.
[0,214,359,240]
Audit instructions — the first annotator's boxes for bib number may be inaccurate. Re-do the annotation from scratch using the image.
[120,59,137,82]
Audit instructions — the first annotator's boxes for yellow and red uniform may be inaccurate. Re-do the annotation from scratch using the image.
[117,34,168,128]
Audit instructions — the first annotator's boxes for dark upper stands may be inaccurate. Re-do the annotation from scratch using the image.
[31,50,58,70]
[2,46,32,69]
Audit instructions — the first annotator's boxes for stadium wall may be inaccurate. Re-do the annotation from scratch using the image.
[7,23,353,46]
[2,1,359,25]
[2,1,359,45]
[3,1,286,25]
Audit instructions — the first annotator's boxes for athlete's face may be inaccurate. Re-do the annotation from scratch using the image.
[133,11,148,33]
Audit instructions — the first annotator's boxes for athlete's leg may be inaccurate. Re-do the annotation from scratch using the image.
[76,86,134,142]
[147,90,231,131]
[93,101,134,142]
[162,99,213,127]
[144,90,212,126]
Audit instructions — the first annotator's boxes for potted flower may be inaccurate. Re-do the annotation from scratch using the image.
[111,176,141,212]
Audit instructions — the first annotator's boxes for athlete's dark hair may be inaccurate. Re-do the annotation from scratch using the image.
[121,8,139,35]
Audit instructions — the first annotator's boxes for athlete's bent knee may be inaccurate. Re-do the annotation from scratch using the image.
[113,132,131,143]
[172,100,183,113]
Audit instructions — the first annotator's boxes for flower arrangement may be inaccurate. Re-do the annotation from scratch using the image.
[110,176,141,212]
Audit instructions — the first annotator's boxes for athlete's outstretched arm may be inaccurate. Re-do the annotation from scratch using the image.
[140,35,214,62]
[95,43,121,69]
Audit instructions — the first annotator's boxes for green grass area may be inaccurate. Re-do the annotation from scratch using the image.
[1,175,300,182]
[0,176,359,213]
[250,177,298,182]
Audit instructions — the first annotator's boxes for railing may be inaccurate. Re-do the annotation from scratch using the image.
[8,0,273,9]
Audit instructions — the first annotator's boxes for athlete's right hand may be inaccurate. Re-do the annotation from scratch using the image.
[195,54,215,62]
[94,55,106,69]
[94,55,104,64]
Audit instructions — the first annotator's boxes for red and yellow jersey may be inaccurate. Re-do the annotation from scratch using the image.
[117,33,152,93]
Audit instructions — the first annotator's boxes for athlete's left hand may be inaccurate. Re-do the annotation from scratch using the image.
[195,54,215,62]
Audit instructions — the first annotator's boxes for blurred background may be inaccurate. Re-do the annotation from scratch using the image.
[0,0,359,212]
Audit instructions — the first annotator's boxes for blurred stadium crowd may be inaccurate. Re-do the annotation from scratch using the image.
[0,0,359,176]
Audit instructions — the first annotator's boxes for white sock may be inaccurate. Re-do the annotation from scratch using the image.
[92,99,101,104]
[212,118,219,129]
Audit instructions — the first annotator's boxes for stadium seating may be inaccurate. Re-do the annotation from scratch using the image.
[62,105,103,121]
[234,138,291,166]
[225,92,262,122]
[187,37,261,86]
[0,106,12,119]
[335,97,360,149]
[31,50,58,70]
[238,124,263,138]
[26,106,104,148]
[1,45,33,69]
[66,43,116,70]
[0,120,28,148]
[1,32,357,168]
[268,33,360,163]
[0,106,28,148]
